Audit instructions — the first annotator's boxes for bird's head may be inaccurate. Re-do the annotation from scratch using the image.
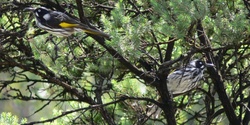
[24,7,51,21]
[190,59,214,70]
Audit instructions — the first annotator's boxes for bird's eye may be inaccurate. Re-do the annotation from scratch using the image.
[38,9,41,12]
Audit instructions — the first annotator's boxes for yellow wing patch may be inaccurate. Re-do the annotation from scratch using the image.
[59,22,79,28]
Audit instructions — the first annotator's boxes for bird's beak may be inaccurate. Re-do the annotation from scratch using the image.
[205,63,215,67]
[24,7,35,12]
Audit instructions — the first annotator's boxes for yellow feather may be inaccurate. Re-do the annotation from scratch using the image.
[59,22,78,28]
[59,22,110,39]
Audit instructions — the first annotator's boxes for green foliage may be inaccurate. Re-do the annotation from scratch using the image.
[0,112,27,125]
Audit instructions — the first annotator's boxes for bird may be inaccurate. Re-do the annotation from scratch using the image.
[24,7,110,39]
[167,59,214,96]
[147,59,214,118]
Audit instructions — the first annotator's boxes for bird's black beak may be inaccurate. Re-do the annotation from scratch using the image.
[205,63,214,67]
[24,7,35,12]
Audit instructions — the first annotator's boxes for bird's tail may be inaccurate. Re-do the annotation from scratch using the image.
[78,25,110,39]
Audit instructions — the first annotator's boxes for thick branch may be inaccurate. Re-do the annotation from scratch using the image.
[155,39,179,125]
[164,37,176,62]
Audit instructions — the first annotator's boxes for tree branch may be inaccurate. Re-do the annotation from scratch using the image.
[196,19,240,124]
[0,51,95,104]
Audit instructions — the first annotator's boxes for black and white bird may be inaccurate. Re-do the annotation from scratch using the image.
[167,59,214,95]
[147,59,214,118]
[24,7,110,38]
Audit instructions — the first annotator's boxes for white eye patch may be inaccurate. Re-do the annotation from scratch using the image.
[43,13,51,21]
